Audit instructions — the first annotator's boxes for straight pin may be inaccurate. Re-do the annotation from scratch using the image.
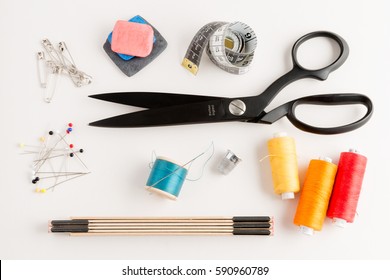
[20,123,89,193]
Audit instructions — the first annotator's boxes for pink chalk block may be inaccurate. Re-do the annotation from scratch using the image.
[111,20,154,57]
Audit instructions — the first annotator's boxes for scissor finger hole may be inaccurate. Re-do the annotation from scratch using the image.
[294,103,368,128]
[295,36,341,71]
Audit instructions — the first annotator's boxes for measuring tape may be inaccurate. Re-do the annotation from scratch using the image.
[182,21,257,75]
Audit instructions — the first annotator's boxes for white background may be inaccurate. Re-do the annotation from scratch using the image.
[0,0,389,260]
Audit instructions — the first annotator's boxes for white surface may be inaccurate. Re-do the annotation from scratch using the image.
[0,0,389,260]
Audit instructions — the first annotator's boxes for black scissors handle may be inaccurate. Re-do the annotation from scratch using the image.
[255,31,349,113]
[258,94,373,134]
[291,31,349,80]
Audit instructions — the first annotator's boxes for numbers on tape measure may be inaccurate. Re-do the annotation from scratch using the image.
[182,21,257,75]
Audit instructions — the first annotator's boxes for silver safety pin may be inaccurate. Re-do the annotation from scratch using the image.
[37,50,61,103]
[44,67,60,103]
[41,39,63,64]
[57,41,93,87]
[37,52,47,88]
[36,38,92,102]
[58,41,76,67]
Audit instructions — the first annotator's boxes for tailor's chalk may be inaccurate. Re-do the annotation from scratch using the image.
[111,20,154,57]
[103,16,167,77]
[108,15,156,61]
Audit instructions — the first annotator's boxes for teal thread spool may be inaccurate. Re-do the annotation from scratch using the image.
[145,157,188,200]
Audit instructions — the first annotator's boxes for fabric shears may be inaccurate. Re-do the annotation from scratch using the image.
[89,31,373,134]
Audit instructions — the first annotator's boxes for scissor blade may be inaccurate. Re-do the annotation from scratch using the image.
[89,100,234,127]
[89,92,221,109]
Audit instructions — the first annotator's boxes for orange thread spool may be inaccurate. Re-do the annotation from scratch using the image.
[294,157,337,235]
[267,133,300,199]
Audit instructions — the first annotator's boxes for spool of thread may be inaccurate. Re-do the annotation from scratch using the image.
[267,132,300,200]
[327,149,367,227]
[294,157,337,235]
[145,157,188,200]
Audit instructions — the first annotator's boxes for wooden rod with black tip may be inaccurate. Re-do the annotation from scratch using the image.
[49,216,274,236]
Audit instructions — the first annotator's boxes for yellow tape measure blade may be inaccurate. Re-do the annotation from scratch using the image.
[182,58,199,75]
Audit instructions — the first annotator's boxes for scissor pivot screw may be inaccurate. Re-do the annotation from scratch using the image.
[229,99,246,116]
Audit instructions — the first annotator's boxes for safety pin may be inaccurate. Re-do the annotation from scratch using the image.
[44,63,61,103]
[58,41,76,67]
[57,41,93,87]
[37,38,92,102]
[37,52,65,102]
[37,52,47,88]
[71,69,93,87]
[41,39,62,65]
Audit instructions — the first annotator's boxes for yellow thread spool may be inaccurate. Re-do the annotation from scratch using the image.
[267,132,300,199]
[294,157,337,235]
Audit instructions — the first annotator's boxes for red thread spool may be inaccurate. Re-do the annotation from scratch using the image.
[327,150,367,227]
